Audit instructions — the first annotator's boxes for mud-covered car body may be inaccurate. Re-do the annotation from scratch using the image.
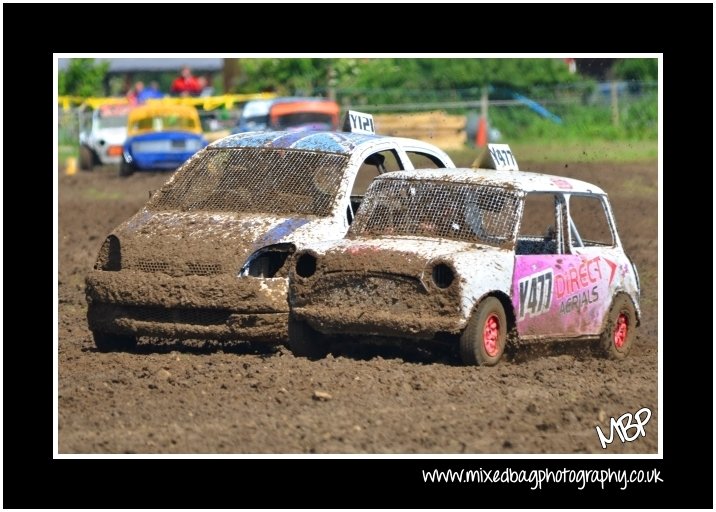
[289,168,641,364]
[86,129,455,349]
[78,104,130,170]
[119,104,207,176]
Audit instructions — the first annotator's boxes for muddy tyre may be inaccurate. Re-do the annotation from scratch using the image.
[460,297,508,366]
[79,145,94,171]
[599,294,636,360]
[118,157,134,177]
[93,331,137,352]
[288,318,329,360]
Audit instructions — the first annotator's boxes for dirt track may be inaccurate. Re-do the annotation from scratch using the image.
[58,159,658,454]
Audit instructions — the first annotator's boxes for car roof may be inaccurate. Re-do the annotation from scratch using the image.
[129,104,199,119]
[269,100,339,117]
[377,168,606,195]
[241,97,331,115]
[211,130,425,155]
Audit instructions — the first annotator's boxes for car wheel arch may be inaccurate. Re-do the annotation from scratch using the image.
[599,290,640,333]
[467,290,518,338]
[597,292,638,360]
[459,292,515,366]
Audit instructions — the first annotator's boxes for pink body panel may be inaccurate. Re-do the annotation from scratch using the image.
[512,254,619,337]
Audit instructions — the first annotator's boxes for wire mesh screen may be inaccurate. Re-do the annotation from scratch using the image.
[149,148,349,217]
[349,179,521,246]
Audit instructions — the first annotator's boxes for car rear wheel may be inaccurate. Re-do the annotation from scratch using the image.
[118,156,134,177]
[92,331,137,352]
[79,145,94,171]
[288,317,329,360]
[460,297,508,366]
[599,294,636,359]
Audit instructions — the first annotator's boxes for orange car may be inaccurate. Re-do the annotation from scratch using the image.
[268,98,340,132]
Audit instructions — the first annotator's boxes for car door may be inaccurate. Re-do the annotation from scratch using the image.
[512,192,570,339]
[562,193,633,334]
[512,192,621,339]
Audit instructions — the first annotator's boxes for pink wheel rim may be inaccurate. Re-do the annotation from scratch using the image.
[613,313,629,349]
[483,313,500,357]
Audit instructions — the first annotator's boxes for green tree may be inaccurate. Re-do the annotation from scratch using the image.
[236,58,579,103]
[238,58,334,95]
[58,58,109,97]
[333,58,579,105]
[613,58,657,82]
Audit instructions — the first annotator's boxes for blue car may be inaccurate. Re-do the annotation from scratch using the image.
[119,104,207,177]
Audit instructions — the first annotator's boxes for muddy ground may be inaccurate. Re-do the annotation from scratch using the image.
[58,159,658,454]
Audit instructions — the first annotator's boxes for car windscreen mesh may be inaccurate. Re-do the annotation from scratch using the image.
[148,147,349,217]
[348,178,521,246]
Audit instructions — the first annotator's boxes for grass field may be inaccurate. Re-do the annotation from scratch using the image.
[57,137,658,173]
[448,139,657,168]
[59,144,78,163]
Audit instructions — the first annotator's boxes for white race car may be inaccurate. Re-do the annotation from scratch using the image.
[86,112,456,351]
[289,146,641,365]
[78,104,130,170]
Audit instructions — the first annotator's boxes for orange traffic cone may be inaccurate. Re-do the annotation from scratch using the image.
[65,156,77,176]
[476,116,487,147]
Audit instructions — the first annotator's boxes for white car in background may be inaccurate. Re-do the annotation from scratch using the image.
[78,104,130,170]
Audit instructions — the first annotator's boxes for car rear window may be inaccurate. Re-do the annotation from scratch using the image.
[148,147,349,217]
[348,178,521,246]
[98,114,128,129]
[131,114,198,132]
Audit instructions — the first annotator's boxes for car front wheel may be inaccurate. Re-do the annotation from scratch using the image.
[599,294,637,359]
[93,331,137,352]
[79,145,94,171]
[460,296,508,366]
[118,156,134,177]
[288,317,329,360]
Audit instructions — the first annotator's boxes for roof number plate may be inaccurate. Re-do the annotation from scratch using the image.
[343,110,375,135]
[488,143,519,171]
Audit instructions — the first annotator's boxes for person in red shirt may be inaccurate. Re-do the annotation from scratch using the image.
[170,66,202,97]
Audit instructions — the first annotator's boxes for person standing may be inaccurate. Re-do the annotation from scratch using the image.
[126,81,144,105]
[197,76,215,97]
[170,66,201,97]
[137,81,164,103]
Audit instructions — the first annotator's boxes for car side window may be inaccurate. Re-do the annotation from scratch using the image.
[347,149,403,225]
[568,195,614,248]
[350,149,403,197]
[405,151,445,169]
[516,193,563,255]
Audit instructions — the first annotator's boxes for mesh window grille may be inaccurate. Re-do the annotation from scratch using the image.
[149,148,349,217]
[349,179,521,246]
[126,259,223,277]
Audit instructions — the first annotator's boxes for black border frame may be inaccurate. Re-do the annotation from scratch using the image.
[4,2,711,509]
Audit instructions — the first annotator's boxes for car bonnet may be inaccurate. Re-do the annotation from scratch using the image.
[109,208,336,277]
